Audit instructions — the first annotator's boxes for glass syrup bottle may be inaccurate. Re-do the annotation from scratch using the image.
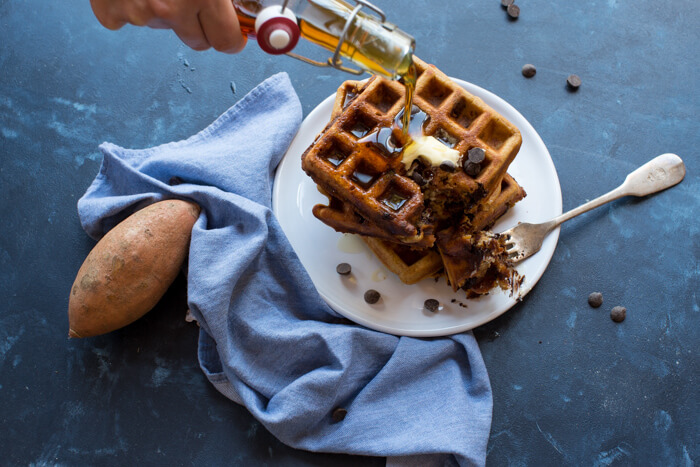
[233,0,417,136]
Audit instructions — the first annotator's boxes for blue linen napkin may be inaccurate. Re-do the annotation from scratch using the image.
[77,72,493,466]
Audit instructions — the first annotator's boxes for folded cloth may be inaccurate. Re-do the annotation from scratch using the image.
[77,73,492,466]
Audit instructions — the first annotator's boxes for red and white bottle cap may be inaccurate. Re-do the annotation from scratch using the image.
[254,6,300,55]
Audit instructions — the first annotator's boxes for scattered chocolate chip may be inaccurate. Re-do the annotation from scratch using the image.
[168,176,183,186]
[464,161,482,177]
[522,64,537,78]
[336,263,351,275]
[538,340,542,344]
[331,407,347,422]
[507,4,520,19]
[588,292,603,308]
[467,147,486,164]
[567,74,582,90]
[439,160,456,172]
[424,299,439,312]
[610,306,626,323]
[501,0,514,7]
[364,289,381,304]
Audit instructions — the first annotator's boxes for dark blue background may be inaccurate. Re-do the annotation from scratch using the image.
[1,0,698,465]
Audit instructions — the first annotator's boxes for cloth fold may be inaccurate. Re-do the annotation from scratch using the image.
[77,72,492,466]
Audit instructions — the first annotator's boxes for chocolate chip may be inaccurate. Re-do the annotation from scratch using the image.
[331,407,347,422]
[336,263,351,275]
[439,160,456,172]
[507,4,520,19]
[522,64,536,78]
[464,161,481,177]
[588,292,603,308]
[411,171,426,186]
[610,306,626,323]
[364,289,381,304]
[501,0,514,7]
[424,299,439,312]
[168,176,183,186]
[567,74,582,90]
[467,147,486,164]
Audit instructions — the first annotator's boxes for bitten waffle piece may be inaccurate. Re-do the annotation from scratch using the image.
[362,237,443,285]
[437,230,518,297]
[301,56,522,244]
[363,174,525,287]
[436,175,526,295]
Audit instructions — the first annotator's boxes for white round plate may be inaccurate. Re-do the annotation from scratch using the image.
[272,78,562,337]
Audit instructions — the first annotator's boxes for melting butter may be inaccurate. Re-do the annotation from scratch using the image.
[401,136,460,170]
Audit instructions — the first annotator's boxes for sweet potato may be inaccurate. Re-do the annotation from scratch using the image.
[68,199,200,338]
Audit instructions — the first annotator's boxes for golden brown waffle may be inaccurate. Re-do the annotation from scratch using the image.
[362,236,443,285]
[361,174,525,287]
[301,56,522,243]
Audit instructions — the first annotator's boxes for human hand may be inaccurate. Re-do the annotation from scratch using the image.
[90,0,247,54]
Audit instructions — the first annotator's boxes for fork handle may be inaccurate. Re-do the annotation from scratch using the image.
[551,153,686,228]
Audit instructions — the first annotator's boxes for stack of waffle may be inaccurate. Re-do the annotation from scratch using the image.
[301,57,526,297]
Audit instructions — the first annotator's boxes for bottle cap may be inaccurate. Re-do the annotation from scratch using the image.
[254,7,300,55]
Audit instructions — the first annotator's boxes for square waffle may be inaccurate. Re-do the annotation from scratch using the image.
[301,56,522,244]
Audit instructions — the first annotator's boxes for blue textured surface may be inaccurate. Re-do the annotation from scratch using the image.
[0,0,698,465]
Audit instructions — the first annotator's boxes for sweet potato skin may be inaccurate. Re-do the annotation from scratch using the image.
[68,200,200,338]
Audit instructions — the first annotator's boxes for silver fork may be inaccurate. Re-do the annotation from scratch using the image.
[501,153,686,263]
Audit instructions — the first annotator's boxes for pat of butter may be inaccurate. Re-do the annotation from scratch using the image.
[401,136,460,170]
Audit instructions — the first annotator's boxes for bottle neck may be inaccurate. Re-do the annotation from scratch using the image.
[338,8,415,79]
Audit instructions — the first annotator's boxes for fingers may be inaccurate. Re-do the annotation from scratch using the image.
[90,0,247,54]
[122,0,156,27]
[91,0,155,29]
[171,14,211,51]
[197,0,247,54]
[90,0,127,30]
